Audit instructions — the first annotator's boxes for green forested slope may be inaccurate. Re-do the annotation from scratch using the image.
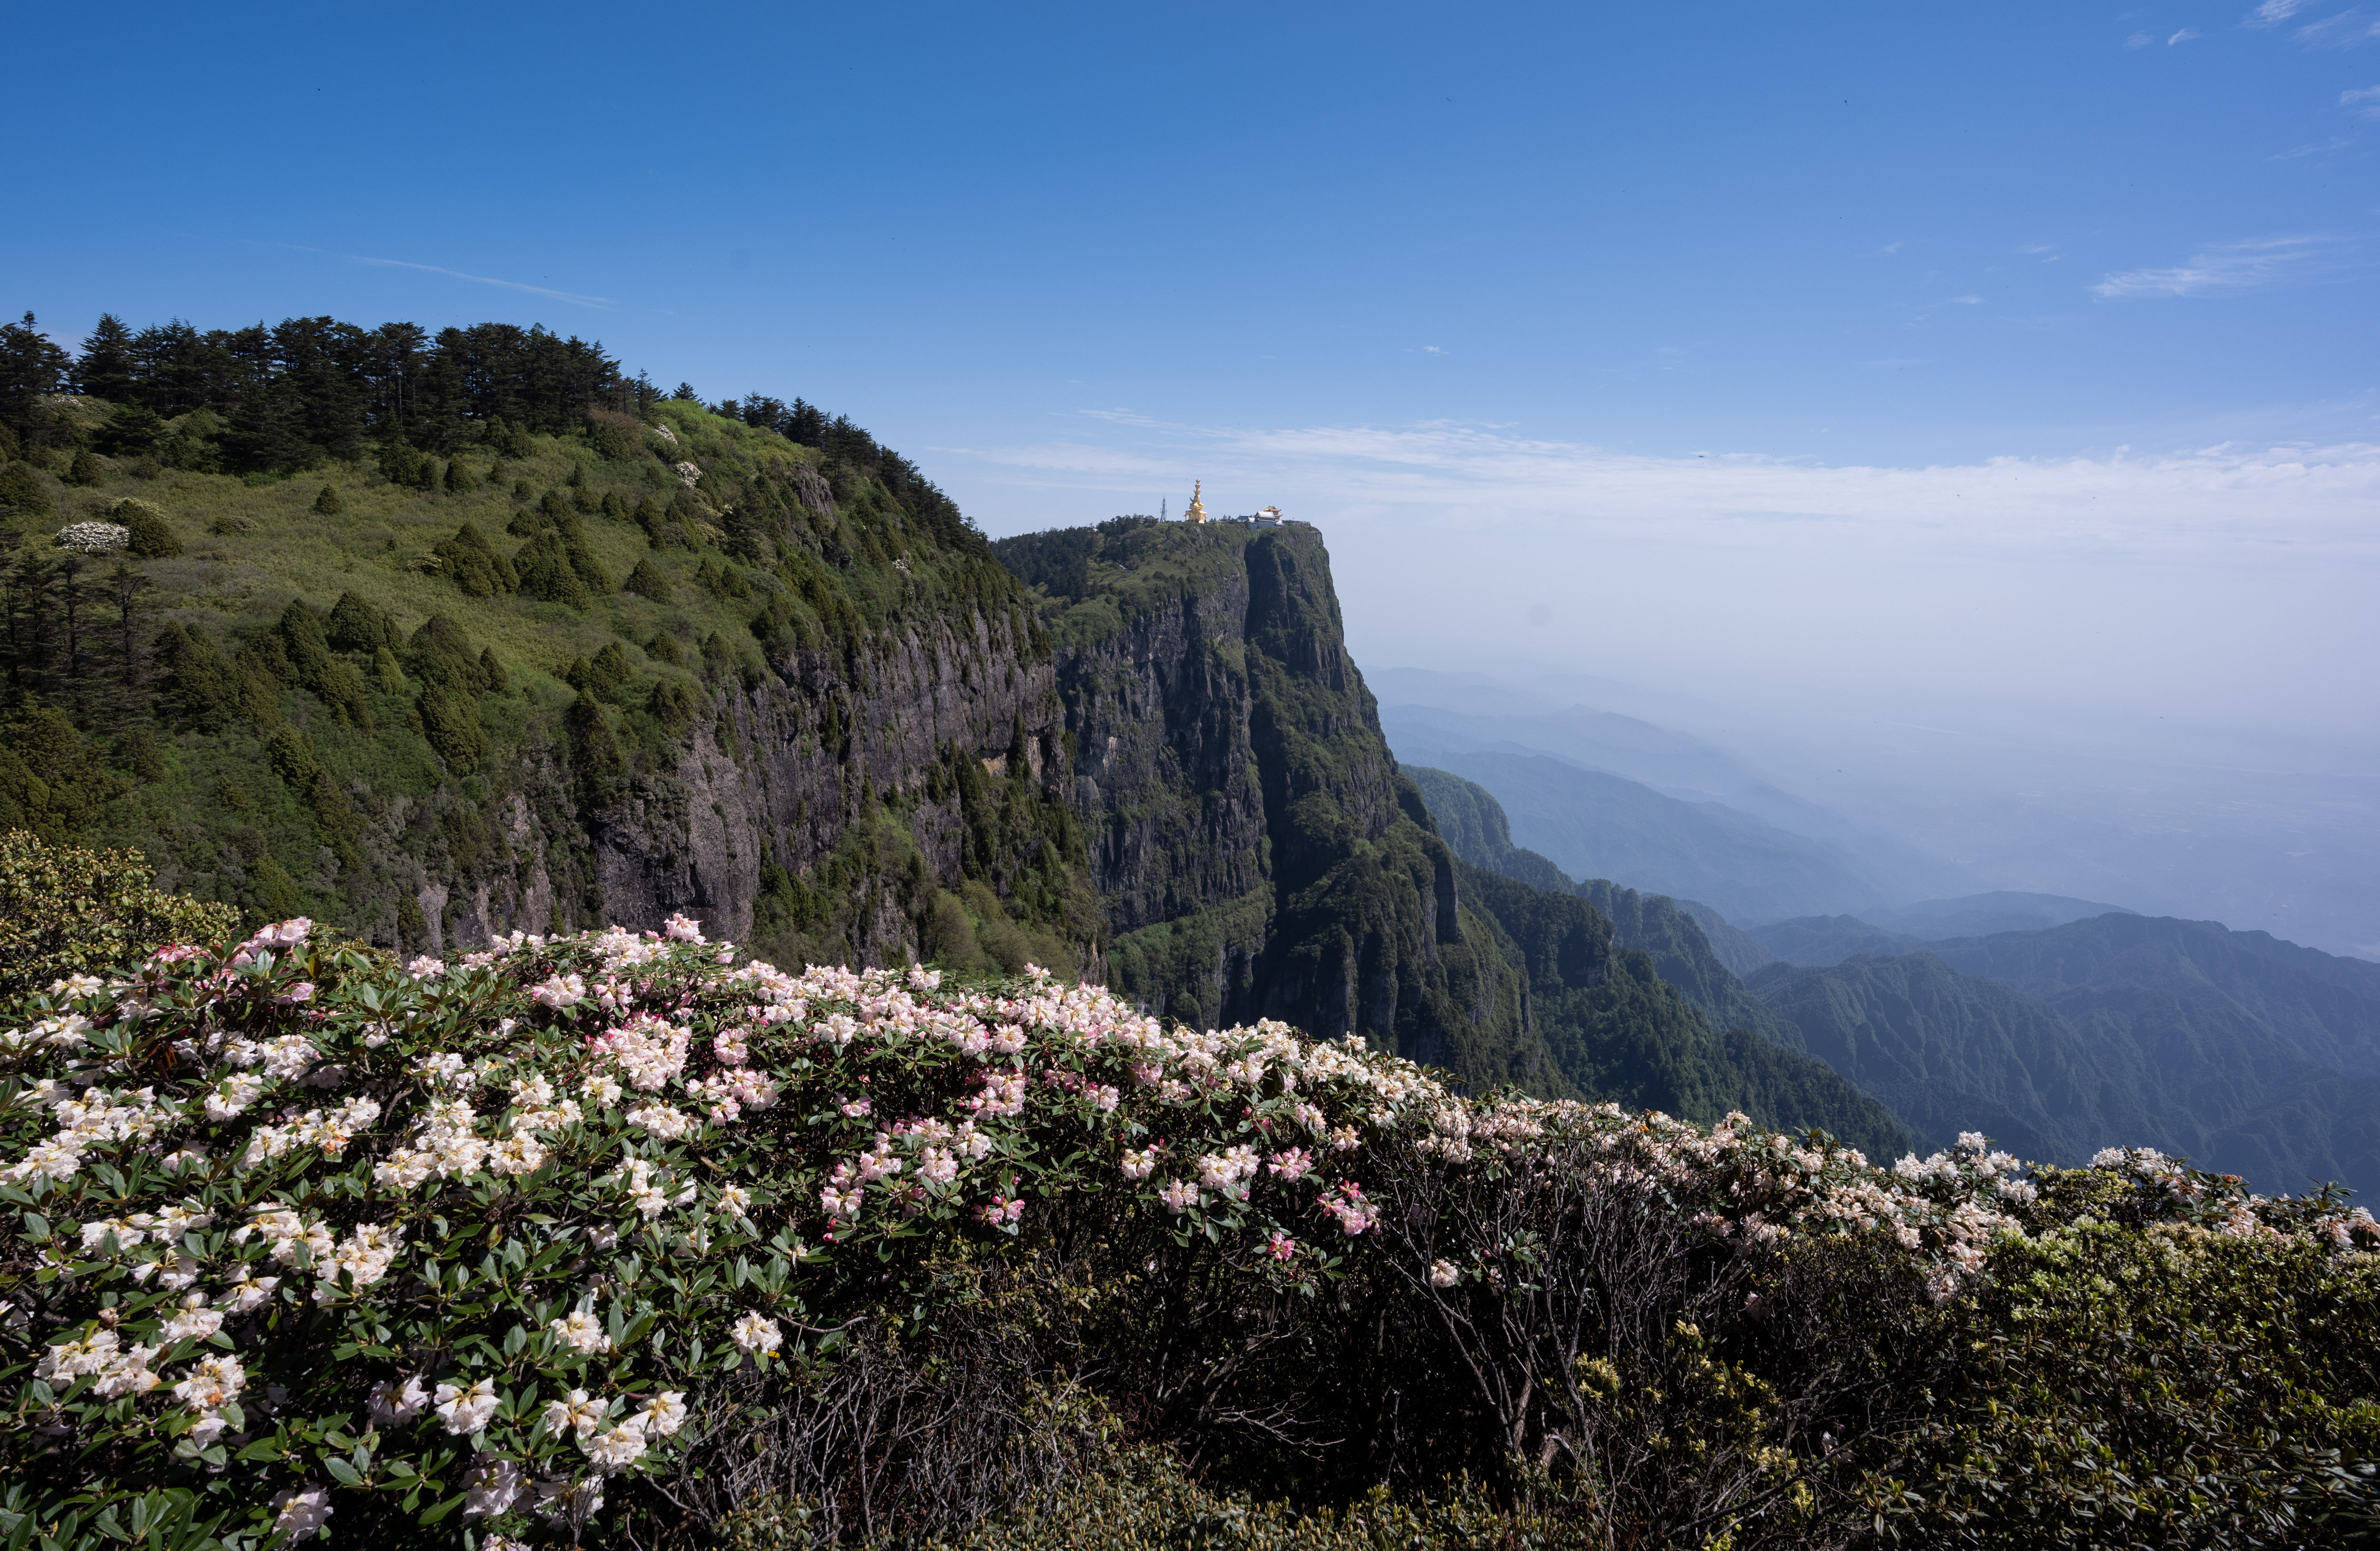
[1752,926,2380,1192]
[1457,862,1908,1156]
[1404,764,1573,893]
[1928,912,2380,1077]
[1401,765,1906,1153]
[0,311,1093,977]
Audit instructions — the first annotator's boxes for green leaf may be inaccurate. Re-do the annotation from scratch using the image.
[321,1458,363,1488]
[417,1494,468,1525]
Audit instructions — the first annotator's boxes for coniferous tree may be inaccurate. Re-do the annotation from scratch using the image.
[70,315,138,402]
[624,556,672,601]
[313,484,343,515]
[93,404,164,457]
[0,462,47,519]
[0,313,69,437]
[116,500,183,558]
[64,450,103,487]
[108,562,148,690]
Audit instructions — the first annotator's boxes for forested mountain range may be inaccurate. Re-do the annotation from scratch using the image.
[1748,892,2138,966]
[0,307,1899,1154]
[1409,765,2380,1194]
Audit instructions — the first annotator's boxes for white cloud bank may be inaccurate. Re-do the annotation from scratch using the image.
[948,412,2380,736]
[955,411,2380,561]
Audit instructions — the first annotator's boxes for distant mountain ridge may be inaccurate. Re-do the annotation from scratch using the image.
[1410,766,1899,1153]
[1751,911,2380,1193]
[1402,750,1890,925]
[1407,765,2380,1194]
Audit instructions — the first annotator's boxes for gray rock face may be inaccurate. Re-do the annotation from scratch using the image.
[575,600,1070,966]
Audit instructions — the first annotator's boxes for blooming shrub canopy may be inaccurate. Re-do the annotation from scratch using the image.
[4,916,2375,1546]
[51,521,130,554]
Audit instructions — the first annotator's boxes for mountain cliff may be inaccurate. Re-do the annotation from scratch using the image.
[1001,526,1906,1155]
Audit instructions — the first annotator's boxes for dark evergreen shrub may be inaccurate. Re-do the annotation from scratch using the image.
[112,498,182,557]
[430,522,517,598]
[625,555,672,601]
[325,591,396,653]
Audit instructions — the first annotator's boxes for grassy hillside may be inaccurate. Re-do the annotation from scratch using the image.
[0,348,1071,971]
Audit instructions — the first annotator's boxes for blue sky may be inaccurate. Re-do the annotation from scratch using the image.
[9,0,2379,736]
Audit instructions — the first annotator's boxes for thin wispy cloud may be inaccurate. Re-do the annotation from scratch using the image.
[2126,31,2156,48]
[2293,8,2380,45]
[2090,236,2328,299]
[2169,26,2202,42]
[2271,135,2355,156]
[2247,0,2317,23]
[281,244,615,308]
[2345,83,2380,116]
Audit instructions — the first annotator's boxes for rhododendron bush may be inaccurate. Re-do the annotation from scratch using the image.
[6,915,2380,1549]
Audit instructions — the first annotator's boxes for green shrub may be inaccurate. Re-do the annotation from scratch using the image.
[312,484,343,515]
[648,677,698,734]
[0,460,48,518]
[110,497,183,557]
[64,449,104,487]
[0,830,236,1002]
[326,591,396,653]
[0,705,126,844]
[625,555,672,601]
[11,920,2370,1549]
[429,522,517,598]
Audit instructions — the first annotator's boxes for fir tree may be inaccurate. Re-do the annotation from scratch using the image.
[0,313,69,437]
[64,450,103,487]
[70,315,138,403]
[314,484,344,515]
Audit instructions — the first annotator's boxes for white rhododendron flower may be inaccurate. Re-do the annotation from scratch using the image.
[270,1486,333,1542]
[729,1312,782,1356]
[173,1354,246,1410]
[370,1374,429,1423]
[550,1311,611,1355]
[639,1390,689,1436]
[582,1419,649,1471]
[435,1378,499,1435]
[464,1456,529,1517]
[1429,1259,1461,1288]
[542,1387,607,1437]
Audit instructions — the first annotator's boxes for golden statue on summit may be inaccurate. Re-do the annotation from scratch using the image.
[1183,479,1208,524]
